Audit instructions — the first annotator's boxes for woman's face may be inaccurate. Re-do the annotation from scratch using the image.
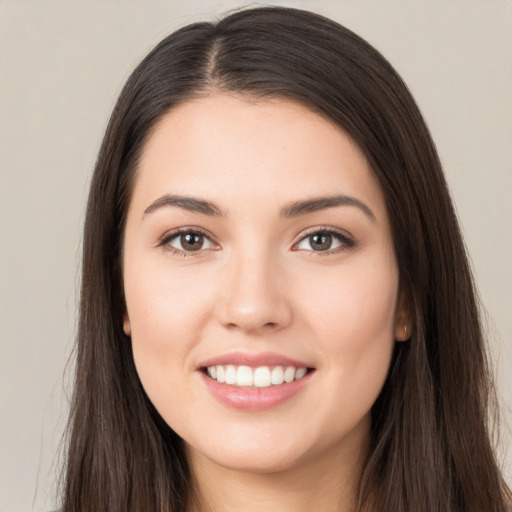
[122,94,408,475]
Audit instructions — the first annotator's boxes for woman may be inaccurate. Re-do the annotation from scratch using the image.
[61,6,510,512]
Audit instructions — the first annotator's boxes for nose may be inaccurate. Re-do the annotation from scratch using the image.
[215,250,293,335]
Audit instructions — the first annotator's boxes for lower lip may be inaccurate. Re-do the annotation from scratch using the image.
[199,371,313,411]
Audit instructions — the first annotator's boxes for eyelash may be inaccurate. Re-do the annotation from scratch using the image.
[157,226,355,257]
[292,226,356,256]
[157,227,218,257]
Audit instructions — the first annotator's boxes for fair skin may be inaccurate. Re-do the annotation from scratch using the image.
[122,94,409,512]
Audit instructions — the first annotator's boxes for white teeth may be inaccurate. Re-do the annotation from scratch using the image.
[205,364,309,387]
[237,365,254,386]
[295,367,307,380]
[225,365,236,384]
[254,367,271,387]
[284,366,295,383]
[271,366,284,385]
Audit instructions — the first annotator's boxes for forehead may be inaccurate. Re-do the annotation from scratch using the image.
[131,94,387,219]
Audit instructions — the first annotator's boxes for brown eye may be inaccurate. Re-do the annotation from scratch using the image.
[295,229,354,253]
[309,233,332,251]
[180,233,204,251]
[165,230,216,254]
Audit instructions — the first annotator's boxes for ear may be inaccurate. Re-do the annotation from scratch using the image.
[123,313,131,336]
[394,286,413,342]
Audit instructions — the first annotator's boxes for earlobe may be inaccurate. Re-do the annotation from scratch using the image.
[395,323,412,342]
[395,287,413,342]
[123,315,131,336]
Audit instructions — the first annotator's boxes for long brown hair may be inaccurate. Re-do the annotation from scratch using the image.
[61,6,510,511]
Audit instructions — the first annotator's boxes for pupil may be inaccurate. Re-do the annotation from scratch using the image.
[311,233,331,251]
[181,233,203,251]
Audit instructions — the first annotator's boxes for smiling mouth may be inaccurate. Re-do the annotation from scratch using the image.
[202,365,314,388]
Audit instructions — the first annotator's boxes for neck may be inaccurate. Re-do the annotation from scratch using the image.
[185,423,369,512]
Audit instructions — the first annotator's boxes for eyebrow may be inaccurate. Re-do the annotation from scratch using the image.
[143,194,226,217]
[280,195,376,221]
[143,193,376,222]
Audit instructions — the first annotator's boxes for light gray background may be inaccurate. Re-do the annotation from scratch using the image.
[0,1,511,510]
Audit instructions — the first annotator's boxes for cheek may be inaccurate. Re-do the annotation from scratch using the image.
[302,255,397,323]
[124,262,218,401]
[290,259,397,445]
[126,260,216,341]
[296,253,398,385]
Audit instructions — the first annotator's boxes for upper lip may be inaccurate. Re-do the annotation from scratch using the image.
[197,351,313,369]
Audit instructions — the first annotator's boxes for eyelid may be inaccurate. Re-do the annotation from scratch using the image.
[156,225,355,256]
[292,225,356,254]
[157,226,220,255]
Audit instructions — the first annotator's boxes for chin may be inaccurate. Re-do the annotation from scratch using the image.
[196,443,311,475]
[183,419,361,477]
